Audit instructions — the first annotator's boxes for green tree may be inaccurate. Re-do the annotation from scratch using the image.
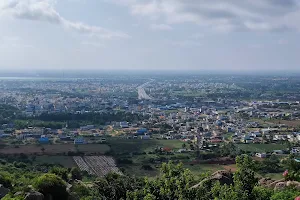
[50,167,69,181]
[211,182,239,200]
[259,155,281,173]
[270,189,300,200]
[0,172,12,188]
[234,155,258,200]
[129,162,196,200]
[252,186,273,200]
[71,167,83,180]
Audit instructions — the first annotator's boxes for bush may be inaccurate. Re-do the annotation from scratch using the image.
[71,183,90,197]
[0,172,12,188]
[270,189,300,200]
[116,158,133,164]
[33,173,68,199]
[71,167,83,180]
[141,165,153,171]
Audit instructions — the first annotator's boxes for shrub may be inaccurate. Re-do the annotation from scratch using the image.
[0,172,12,188]
[33,173,68,199]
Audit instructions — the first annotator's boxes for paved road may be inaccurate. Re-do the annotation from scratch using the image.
[137,80,153,100]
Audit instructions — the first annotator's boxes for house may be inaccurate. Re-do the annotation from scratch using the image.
[140,135,151,140]
[177,149,187,153]
[74,137,86,144]
[120,121,129,128]
[242,135,253,144]
[80,125,95,131]
[255,153,267,158]
[291,148,300,154]
[227,127,234,133]
[250,132,262,137]
[273,150,284,155]
[39,136,50,144]
[137,128,148,135]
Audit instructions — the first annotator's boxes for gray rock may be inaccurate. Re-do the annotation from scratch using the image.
[191,170,234,189]
[274,182,287,191]
[286,181,300,190]
[0,184,10,199]
[24,191,44,200]
[14,191,23,197]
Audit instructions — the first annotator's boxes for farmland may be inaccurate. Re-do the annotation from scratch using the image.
[108,138,184,154]
[236,143,288,153]
[0,144,110,155]
[267,119,300,128]
[73,156,121,177]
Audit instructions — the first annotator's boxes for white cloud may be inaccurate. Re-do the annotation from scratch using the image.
[150,23,172,31]
[0,0,129,39]
[105,0,300,32]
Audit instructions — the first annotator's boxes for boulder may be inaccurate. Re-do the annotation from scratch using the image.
[14,191,23,197]
[265,179,285,189]
[259,178,274,186]
[210,170,234,185]
[274,182,287,191]
[286,181,300,190]
[191,170,233,189]
[0,184,10,199]
[24,191,44,200]
[66,183,73,192]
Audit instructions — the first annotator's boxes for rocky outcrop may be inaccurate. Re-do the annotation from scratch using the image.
[286,181,300,189]
[274,181,300,191]
[274,182,287,190]
[258,178,285,189]
[210,170,234,185]
[259,178,300,191]
[24,191,44,200]
[191,170,234,189]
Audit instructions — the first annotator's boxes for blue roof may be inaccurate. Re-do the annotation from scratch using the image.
[74,137,85,143]
[39,137,49,143]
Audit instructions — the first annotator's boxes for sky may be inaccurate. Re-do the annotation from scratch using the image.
[0,0,300,72]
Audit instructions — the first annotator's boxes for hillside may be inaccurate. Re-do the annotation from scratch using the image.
[0,155,300,200]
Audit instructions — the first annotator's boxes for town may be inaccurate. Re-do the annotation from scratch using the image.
[0,74,299,179]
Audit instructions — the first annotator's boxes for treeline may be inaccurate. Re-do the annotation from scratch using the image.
[33,112,146,123]
[0,104,21,125]
[13,112,148,129]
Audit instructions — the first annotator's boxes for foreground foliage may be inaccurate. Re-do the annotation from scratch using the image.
[1,155,300,199]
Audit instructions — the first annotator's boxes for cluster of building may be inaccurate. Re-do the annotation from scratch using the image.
[0,77,300,156]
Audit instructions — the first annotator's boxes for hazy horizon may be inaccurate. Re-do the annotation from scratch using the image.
[1,0,300,71]
[1,69,300,78]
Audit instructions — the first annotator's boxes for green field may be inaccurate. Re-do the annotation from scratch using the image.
[108,138,185,154]
[261,173,284,180]
[34,156,76,167]
[236,143,287,153]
